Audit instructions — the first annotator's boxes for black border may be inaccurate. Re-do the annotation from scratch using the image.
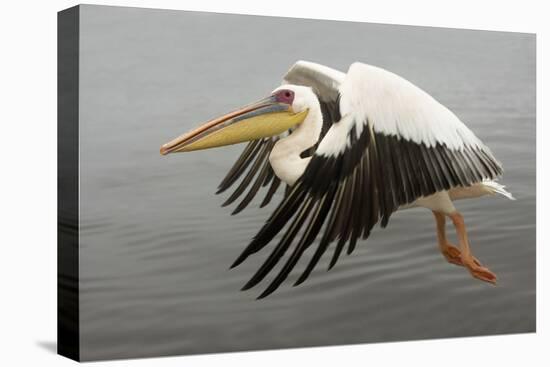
[57,5,80,361]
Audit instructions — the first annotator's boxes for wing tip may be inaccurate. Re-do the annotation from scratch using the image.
[256,287,276,300]
[240,281,255,291]
[229,254,247,269]
[231,205,245,215]
[293,275,307,287]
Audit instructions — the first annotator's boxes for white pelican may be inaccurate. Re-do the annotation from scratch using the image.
[160,61,514,298]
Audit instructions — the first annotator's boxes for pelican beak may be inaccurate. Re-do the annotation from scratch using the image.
[160,95,308,155]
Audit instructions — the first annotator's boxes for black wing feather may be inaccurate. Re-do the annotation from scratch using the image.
[217,140,262,194]
[221,140,271,208]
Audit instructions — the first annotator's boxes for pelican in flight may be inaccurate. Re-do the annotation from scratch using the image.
[160,61,513,298]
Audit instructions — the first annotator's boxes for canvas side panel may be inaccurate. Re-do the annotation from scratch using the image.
[57,5,80,362]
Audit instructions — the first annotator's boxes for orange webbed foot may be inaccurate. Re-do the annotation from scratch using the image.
[440,243,481,267]
[463,257,497,285]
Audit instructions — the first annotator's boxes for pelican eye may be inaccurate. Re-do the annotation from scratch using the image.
[274,89,295,104]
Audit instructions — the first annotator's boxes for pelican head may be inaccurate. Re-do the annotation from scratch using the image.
[160,86,310,155]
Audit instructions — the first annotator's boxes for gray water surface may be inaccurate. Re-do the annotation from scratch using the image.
[77,5,536,361]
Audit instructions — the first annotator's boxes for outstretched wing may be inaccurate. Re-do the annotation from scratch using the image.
[217,61,345,214]
[232,62,503,298]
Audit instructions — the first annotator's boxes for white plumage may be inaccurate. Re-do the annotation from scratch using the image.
[340,63,484,150]
[269,85,322,186]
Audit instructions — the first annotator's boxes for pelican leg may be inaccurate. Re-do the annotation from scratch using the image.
[433,211,462,266]
[448,211,497,284]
